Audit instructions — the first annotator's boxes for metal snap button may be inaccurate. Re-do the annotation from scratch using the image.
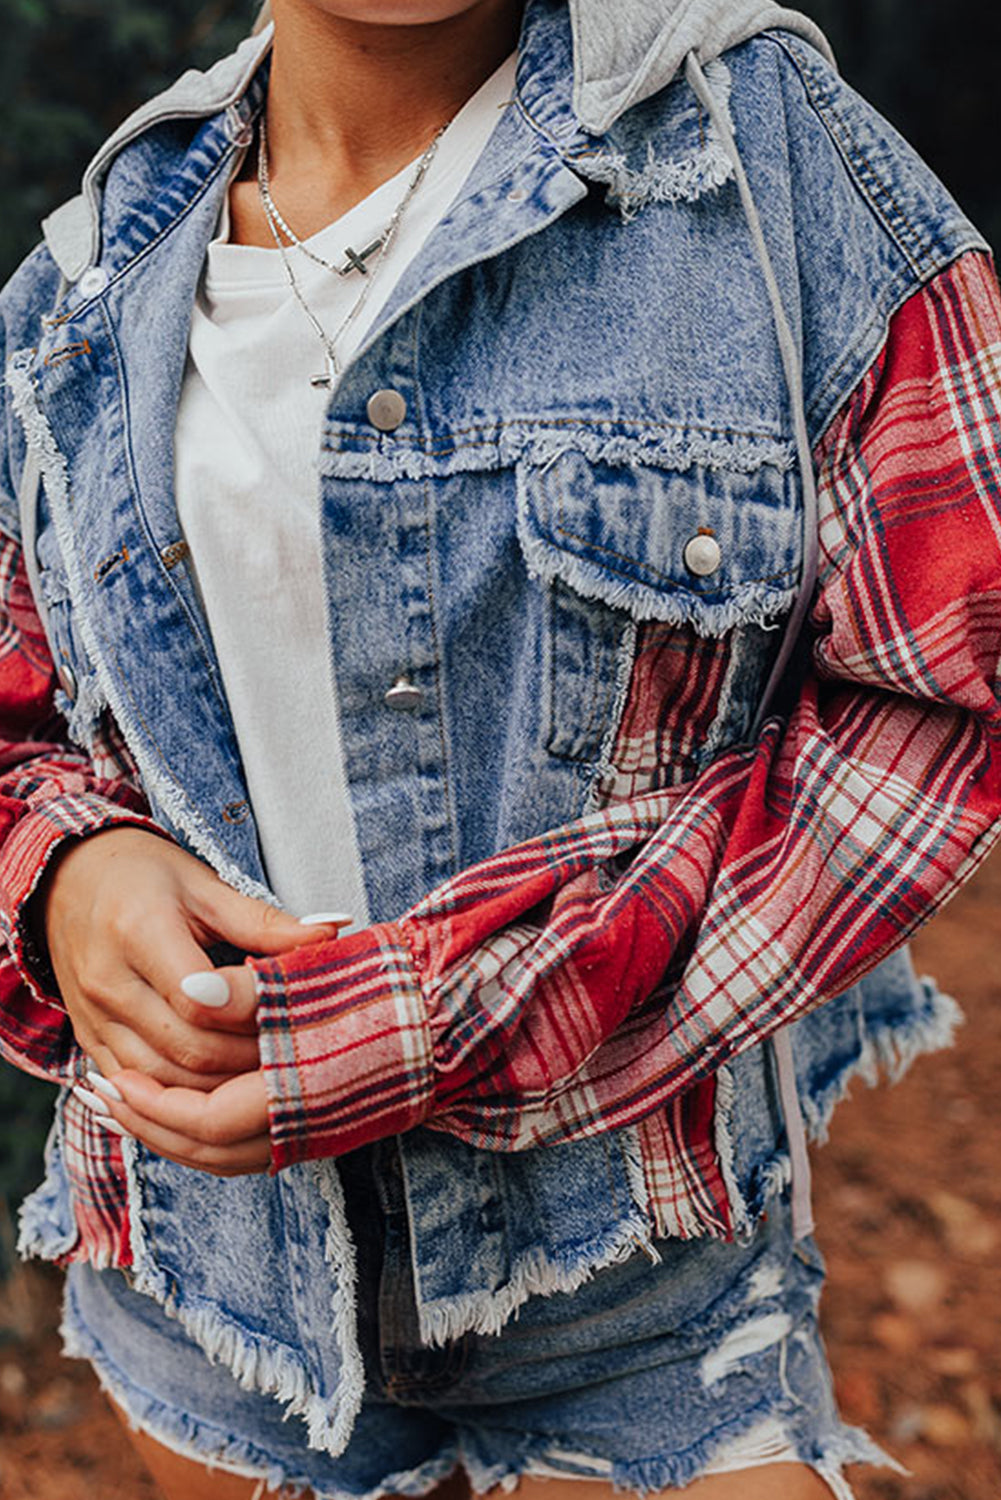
[57,662,77,701]
[384,675,423,710]
[507,186,528,202]
[77,266,109,299]
[683,533,722,578]
[366,389,407,433]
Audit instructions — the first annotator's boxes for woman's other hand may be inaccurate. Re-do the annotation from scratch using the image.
[42,826,345,1089]
[84,1066,272,1177]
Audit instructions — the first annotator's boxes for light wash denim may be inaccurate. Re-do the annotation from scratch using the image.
[61,1142,894,1499]
[3,0,980,1475]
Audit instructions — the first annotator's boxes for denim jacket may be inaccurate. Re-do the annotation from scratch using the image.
[3,0,999,1455]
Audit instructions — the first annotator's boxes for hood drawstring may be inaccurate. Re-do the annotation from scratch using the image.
[683,53,820,740]
[771,1028,817,1240]
[684,53,818,1243]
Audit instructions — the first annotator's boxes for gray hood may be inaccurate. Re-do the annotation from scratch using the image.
[568,0,832,133]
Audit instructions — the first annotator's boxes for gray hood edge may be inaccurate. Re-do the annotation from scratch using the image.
[569,2,833,135]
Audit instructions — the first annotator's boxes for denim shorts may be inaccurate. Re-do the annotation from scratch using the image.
[61,1140,894,1500]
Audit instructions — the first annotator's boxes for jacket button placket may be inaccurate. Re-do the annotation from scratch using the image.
[384,401,456,898]
[320,329,457,911]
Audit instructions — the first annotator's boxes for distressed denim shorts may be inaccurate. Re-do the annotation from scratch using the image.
[61,1140,892,1500]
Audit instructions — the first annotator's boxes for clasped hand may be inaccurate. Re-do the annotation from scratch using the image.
[43,827,346,1176]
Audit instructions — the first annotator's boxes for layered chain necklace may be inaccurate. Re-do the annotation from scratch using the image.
[256,112,447,389]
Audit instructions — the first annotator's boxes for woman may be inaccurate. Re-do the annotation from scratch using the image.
[2,0,1000,1496]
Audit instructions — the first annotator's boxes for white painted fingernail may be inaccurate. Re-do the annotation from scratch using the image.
[102,1120,134,1138]
[180,971,230,1007]
[85,1071,123,1103]
[298,911,353,927]
[72,1084,113,1117]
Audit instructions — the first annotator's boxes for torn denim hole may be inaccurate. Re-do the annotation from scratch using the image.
[521,1448,615,1482]
[715,1253,809,1408]
[571,60,737,220]
[700,1310,793,1388]
[702,1415,859,1499]
[701,1413,800,1474]
[744,1259,787,1305]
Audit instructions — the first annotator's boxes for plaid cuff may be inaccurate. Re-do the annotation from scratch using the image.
[0,792,166,1003]
[251,922,434,1171]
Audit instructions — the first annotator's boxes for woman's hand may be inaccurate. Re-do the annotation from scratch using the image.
[91,1064,272,1178]
[43,825,345,1089]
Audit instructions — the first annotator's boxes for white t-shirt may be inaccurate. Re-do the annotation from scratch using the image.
[174,56,516,923]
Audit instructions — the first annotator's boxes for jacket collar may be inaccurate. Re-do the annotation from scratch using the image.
[42,0,831,283]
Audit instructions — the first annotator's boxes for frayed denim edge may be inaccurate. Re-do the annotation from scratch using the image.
[748,982,963,1216]
[309,1158,366,1454]
[60,1268,462,1500]
[802,981,962,1146]
[714,1063,754,1244]
[318,424,796,485]
[121,1142,366,1458]
[417,1206,656,1348]
[600,1420,904,1500]
[583,616,640,814]
[573,61,736,220]
[515,501,796,636]
[460,1397,903,1498]
[5,349,273,906]
[16,1113,79,1264]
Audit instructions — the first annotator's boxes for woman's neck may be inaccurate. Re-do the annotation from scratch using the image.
[230,0,523,245]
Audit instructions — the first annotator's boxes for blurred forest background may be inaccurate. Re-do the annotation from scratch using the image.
[0,4,998,1497]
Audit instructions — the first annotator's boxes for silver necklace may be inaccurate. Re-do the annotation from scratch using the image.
[256,112,446,389]
[258,118,384,281]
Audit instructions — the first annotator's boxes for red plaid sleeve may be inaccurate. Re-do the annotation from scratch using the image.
[253,252,1001,1170]
[0,530,159,1081]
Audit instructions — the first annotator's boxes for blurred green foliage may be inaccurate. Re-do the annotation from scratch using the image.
[0,1061,55,1269]
[0,0,258,277]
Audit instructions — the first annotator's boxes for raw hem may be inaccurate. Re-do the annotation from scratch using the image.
[417,1208,656,1348]
[462,1399,903,1498]
[803,981,962,1146]
[16,1119,79,1266]
[515,507,796,635]
[5,348,274,906]
[737,983,962,1230]
[121,1143,365,1458]
[713,1063,752,1243]
[61,1271,460,1500]
[16,1186,76,1265]
[319,422,796,484]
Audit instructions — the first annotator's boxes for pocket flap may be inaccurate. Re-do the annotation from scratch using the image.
[517,450,802,635]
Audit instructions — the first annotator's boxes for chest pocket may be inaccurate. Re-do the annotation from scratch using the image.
[516,449,803,766]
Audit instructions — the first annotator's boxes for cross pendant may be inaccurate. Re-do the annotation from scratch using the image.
[310,353,338,390]
[338,238,384,277]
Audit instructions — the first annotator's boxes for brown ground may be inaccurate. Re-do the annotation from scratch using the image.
[0,854,998,1500]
